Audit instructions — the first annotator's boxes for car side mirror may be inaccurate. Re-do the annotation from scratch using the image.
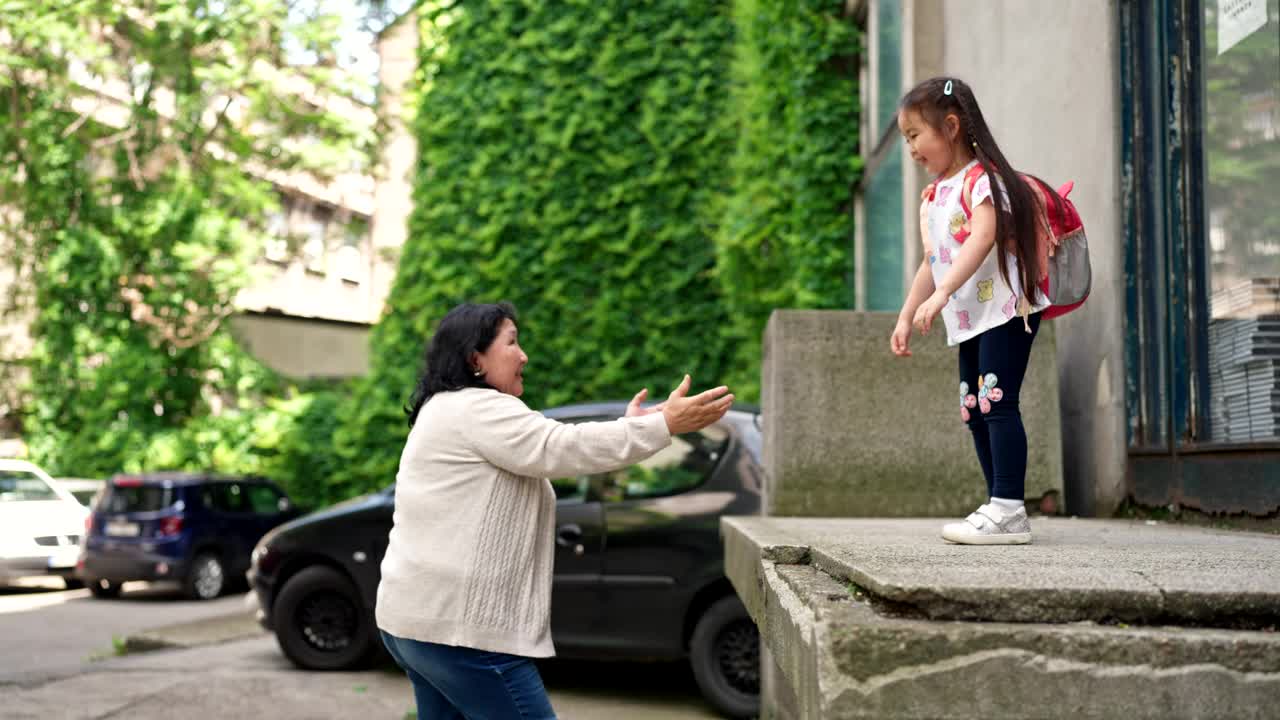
[277,497,292,514]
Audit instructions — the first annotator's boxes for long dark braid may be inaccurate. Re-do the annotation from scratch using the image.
[900,77,1059,301]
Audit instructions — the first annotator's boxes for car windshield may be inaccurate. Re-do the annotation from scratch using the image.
[0,470,60,502]
[102,483,173,513]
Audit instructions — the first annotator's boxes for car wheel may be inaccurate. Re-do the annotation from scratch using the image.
[63,578,85,590]
[87,579,122,599]
[689,595,761,719]
[272,565,374,671]
[184,552,226,600]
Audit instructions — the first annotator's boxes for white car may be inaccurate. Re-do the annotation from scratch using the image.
[0,459,90,589]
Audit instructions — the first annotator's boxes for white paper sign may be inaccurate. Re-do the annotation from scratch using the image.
[1218,0,1268,55]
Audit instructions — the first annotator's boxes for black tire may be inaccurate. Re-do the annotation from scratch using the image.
[184,552,226,600]
[272,565,375,671]
[87,579,122,599]
[689,595,761,719]
[63,578,85,590]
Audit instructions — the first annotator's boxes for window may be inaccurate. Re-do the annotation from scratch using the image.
[264,195,293,263]
[246,484,284,515]
[597,426,729,502]
[864,146,904,310]
[337,216,369,283]
[860,0,906,311]
[874,0,902,139]
[296,204,330,274]
[203,483,248,513]
[550,416,609,502]
[1198,0,1280,443]
[0,470,58,502]
[336,245,364,284]
[551,476,590,502]
[102,484,172,513]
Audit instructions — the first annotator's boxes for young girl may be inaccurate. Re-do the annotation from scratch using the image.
[890,77,1060,545]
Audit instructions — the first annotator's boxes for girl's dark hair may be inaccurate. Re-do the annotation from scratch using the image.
[404,301,518,427]
[899,77,1062,301]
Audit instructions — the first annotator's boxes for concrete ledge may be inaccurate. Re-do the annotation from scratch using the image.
[761,311,1064,517]
[728,516,1280,627]
[722,515,812,624]
[724,516,1280,719]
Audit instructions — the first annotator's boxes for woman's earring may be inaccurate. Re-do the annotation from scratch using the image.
[473,368,485,377]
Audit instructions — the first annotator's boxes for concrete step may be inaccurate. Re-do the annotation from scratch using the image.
[723,516,1280,719]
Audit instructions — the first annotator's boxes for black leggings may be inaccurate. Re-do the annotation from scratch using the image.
[958,313,1042,501]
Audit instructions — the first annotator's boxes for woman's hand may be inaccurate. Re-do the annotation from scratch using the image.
[912,289,949,335]
[624,388,664,417]
[661,375,733,435]
[890,319,913,357]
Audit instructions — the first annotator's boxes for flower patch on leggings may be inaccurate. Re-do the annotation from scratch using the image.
[977,373,1004,414]
[959,381,978,422]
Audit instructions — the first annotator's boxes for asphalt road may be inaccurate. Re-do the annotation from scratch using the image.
[1,580,725,719]
[0,578,250,680]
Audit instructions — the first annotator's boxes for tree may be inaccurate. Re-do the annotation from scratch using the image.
[0,0,370,476]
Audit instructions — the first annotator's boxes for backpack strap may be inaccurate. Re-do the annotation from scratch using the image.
[958,163,987,218]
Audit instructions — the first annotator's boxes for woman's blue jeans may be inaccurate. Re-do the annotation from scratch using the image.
[380,630,557,720]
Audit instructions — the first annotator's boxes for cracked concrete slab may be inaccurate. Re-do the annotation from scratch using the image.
[726,516,1280,627]
[724,516,1280,719]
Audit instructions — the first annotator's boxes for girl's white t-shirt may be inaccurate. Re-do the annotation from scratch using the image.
[925,160,1048,346]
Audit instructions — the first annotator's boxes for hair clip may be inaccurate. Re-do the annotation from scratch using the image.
[943,80,953,96]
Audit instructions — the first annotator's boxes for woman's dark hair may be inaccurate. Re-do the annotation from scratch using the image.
[404,301,518,426]
[899,77,1062,301]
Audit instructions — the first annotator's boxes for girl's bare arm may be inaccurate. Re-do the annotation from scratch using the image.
[898,259,935,324]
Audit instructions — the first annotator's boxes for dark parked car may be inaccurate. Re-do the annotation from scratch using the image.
[82,473,301,600]
[249,403,764,718]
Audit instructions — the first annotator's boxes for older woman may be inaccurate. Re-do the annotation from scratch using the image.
[376,301,733,720]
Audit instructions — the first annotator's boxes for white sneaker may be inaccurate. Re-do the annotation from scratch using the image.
[941,503,1032,545]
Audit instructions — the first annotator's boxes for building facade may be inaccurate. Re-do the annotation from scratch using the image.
[232,10,419,380]
[855,0,1279,517]
[0,11,421,448]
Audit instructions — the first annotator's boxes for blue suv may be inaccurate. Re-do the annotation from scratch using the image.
[81,473,300,600]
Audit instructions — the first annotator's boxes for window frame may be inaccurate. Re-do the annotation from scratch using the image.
[1120,0,1280,514]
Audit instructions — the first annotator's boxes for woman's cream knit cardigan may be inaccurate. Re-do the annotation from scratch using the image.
[375,387,671,657]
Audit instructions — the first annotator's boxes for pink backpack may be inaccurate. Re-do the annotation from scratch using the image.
[958,164,1090,320]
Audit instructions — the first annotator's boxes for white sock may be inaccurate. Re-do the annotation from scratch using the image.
[990,496,1024,514]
